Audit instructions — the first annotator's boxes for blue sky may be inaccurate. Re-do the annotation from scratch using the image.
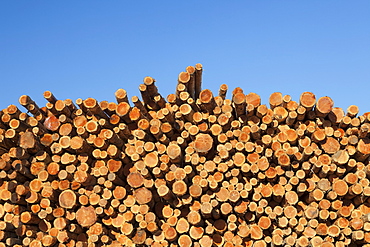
[1,1,370,114]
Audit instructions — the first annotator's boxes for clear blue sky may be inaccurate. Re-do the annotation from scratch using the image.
[1,1,370,114]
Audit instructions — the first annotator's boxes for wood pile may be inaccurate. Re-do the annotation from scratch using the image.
[1,63,370,247]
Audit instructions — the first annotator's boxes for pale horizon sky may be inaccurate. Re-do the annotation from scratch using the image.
[1,1,370,114]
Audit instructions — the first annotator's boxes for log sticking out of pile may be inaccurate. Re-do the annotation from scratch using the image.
[1,63,370,247]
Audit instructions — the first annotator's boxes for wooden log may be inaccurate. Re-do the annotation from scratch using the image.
[115,88,129,104]
[83,98,108,119]
[75,206,97,228]
[347,105,359,118]
[315,96,334,117]
[44,115,60,132]
[299,92,316,110]
[218,84,228,100]
[269,92,283,109]
[19,95,44,116]
[134,187,152,204]
[232,92,246,117]
[321,137,340,154]
[245,93,261,111]
[194,63,203,99]
[250,224,263,240]
[193,133,213,154]
[199,89,216,113]
[43,91,57,104]
[55,100,71,117]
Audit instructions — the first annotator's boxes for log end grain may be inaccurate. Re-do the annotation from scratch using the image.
[299,92,316,109]
[167,144,182,160]
[127,172,144,188]
[199,89,213,104]
[194,133,213,153]
[246,92,261,107]
[269,92,283,108]
[316,96,334,115]
[358,138,370,155]
[173,180,187,196]
[44,115,60,131]
[178,72,191,83]
[59,190,76,209]
[333,179,349,196]
[76,206,97,227]
[134,187,152,204]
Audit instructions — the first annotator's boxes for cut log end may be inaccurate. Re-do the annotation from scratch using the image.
[300,92,316,108]
[76,206,97,227]
[134,187,152,204]
[194,133,213,153]
[127,172,145,188]
[316,96,334,115]
[173,180,187,196]
[199,89,214,104]
[59,190,76,209]
[178,72,191,83]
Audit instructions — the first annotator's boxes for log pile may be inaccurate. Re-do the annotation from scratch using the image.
[1,63,370,246]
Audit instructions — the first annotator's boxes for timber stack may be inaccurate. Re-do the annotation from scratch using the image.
[1,64,370,247]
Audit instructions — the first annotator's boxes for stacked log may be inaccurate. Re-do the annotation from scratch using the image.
[1,64,370,246]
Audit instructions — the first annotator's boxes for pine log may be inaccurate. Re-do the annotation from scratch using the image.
[2,64,370,247]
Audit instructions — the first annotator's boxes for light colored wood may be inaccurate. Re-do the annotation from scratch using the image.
[4,65,370,246]
[333,179,348,196]
[246,92,261,109]
[233,92,246,117]
[76,206,97,227]
[83,97,108,119]
[269,92,283,109]
[299,92,316,110]
[134,187,152,204]
[315,96,334,117]
[173,180,187,196]
[194,133,213,153]
[127,172,144,188]
[58,190,76,209]
[199,89,216,113]
[43,91,57,104]
[115,88,129,103]
[218,84,228,100]
[250,224,263,240]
